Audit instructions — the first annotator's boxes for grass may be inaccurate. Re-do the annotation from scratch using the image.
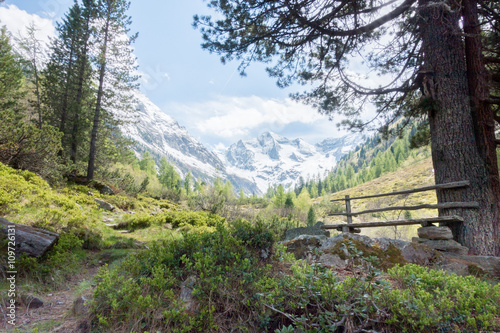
[317,157,437,240]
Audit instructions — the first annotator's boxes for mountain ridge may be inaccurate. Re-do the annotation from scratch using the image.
[121,90,363,194]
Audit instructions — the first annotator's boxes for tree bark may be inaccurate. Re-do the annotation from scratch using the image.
[418,0,500,255]
[461,0,500,256]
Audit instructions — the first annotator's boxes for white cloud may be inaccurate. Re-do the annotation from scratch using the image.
[0,5,55,47]
[172,95,325,139]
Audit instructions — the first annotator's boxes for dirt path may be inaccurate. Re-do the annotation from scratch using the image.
[1,266,100,333]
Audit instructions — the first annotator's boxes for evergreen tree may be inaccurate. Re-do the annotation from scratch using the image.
[238,188,245,202]
[0,28,23,111]
[273,184,285,207]
[158,157,181,190]
[138,151,156,176]
[184,171,193,196]
[42,0,95,164]
[87,0,138,181]
[307,206,317,227]
[0,28,62,180]
[17,22,44,128]
[284,192,295,209]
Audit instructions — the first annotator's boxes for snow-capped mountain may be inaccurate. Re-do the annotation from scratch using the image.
[120,90,260,194]
[120,90,362,195]
[219,132,363,193]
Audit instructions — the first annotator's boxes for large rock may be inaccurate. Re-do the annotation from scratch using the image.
[412,237,469,255]
[284,222,330,241]
[400,242,444,266]
[441,254,500,278]
[280,235,326,259]
[0,218,59,258]
[286,232,498,278]
[94,198,115,211]
[320,233,374,251]
[417,226,453,240]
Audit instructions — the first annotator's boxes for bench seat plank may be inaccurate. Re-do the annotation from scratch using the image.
[321,216,463,230]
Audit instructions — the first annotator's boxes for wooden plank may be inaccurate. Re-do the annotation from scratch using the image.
[343,195,352,233]
[321,216,463,230]
[328,201,479,217]
[330,181,470,202]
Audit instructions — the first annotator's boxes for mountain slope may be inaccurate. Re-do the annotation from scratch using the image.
[120,90,260,194]
[219,131,364,193]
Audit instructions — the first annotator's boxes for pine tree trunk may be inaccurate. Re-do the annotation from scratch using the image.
[418,0,500,255]
[87,16,110,181]
[461,0,500,256]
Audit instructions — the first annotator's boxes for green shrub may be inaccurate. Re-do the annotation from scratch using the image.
[230,218,274,252]
[384,264,500,332]
[160,210,226,229]
[91,224,275,332]
[17,233,85,288]
[90,223,500,333]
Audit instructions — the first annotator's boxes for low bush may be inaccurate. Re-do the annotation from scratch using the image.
[91,224,274,332]
[91,231,500,333]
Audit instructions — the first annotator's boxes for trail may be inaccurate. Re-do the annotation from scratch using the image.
[1,263,101,332]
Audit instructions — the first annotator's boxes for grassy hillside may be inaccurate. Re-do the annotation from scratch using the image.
[319,157,437,240]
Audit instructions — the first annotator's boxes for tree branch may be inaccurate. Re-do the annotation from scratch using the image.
[285,0,416,37]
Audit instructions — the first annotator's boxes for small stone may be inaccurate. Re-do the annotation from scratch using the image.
[23,296,44,309]
[73,295,91,316]
[417,226,453,240]
[99,185,115,196]
[180,276,196,312]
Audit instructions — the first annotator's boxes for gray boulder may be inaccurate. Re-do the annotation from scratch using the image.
[441,254,500,278]
[280,235,326,259]
[284,222,330,241]
[94,198,115,211]
[412,237,469,255]
[0,218,59,258]
[401,242,444,266]
[417,226,453,240]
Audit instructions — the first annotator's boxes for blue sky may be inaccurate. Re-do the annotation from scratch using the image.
[0,0,355,149]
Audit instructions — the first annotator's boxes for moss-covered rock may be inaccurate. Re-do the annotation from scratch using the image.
[280,235,326,259]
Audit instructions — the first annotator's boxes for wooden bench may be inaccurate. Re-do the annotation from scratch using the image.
[321,181,476,233]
